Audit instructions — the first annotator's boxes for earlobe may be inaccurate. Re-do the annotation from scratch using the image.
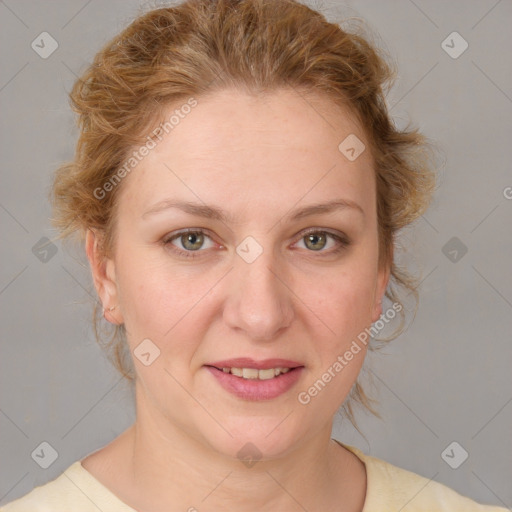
[85,229,121,324]
[371,299,383,324]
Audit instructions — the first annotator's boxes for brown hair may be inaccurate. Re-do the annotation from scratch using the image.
[51,0,436,426]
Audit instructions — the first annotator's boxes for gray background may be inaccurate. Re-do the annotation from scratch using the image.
[1,0,511,508]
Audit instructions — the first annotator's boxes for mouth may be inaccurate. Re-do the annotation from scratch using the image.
[204,359,305,400]
[206,358,303,379]
[207,365,299,380]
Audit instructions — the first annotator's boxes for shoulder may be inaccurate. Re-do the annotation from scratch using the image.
[0,460,136,512]
[342,443,508,512]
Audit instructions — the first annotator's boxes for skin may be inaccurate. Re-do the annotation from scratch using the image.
[83,87,390,512]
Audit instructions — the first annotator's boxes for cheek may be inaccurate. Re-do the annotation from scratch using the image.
[115,252,221,354]
[295,270,375,413]
[301,262,377,341]
[115,231,379,359]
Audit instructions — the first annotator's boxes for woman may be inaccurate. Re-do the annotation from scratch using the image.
[1,0,506,510]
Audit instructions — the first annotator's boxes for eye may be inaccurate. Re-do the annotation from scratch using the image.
[162,228,350,260]
[294,229,350,255]
[163,229,216,258]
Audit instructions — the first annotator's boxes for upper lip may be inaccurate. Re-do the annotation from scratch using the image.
[206,358,304,370]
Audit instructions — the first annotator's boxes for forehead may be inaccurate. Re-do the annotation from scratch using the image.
[168,87,366,158]
[117,87,375,219]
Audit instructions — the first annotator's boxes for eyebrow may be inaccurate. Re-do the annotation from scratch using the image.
[142,198,364,223]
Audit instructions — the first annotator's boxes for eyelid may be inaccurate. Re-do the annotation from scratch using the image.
[163,228,221,250]
[298,227,350,245]
[292,228,350,257]
[162,227,350,258]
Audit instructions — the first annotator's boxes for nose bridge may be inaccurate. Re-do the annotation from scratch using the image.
[223,236,294,340]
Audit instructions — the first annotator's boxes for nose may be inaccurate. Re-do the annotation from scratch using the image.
[222,247,294,342]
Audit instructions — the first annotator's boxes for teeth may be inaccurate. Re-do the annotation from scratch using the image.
[257,368,276,380]
[220,367,292,380]
[243,368,259,379]
[231,367,243,377]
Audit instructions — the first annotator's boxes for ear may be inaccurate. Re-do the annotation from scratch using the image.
[371,246,392,323]
[85,229,123,324]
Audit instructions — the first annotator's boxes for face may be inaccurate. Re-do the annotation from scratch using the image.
[89,87,390,460]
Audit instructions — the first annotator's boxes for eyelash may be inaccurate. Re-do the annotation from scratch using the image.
[162,228,350,260]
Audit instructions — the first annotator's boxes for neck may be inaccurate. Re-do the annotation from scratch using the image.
[103,393,366,511]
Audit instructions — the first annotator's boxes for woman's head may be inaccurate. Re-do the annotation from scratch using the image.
[51,0,436,436]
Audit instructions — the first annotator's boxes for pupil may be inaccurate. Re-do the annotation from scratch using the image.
[307,233,325,251]
[184,233,202,250]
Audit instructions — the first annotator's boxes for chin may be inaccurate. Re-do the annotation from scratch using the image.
[199,417,308,463]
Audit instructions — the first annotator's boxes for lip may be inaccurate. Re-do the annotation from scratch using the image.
[207,358,303,370]
[205,365,304,401]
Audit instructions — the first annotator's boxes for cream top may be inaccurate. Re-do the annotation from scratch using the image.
[1,442,507,511]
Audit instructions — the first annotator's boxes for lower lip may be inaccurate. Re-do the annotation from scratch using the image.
[205,366,304,401]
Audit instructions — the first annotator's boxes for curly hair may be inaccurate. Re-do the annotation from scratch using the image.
[51,0,437,427]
